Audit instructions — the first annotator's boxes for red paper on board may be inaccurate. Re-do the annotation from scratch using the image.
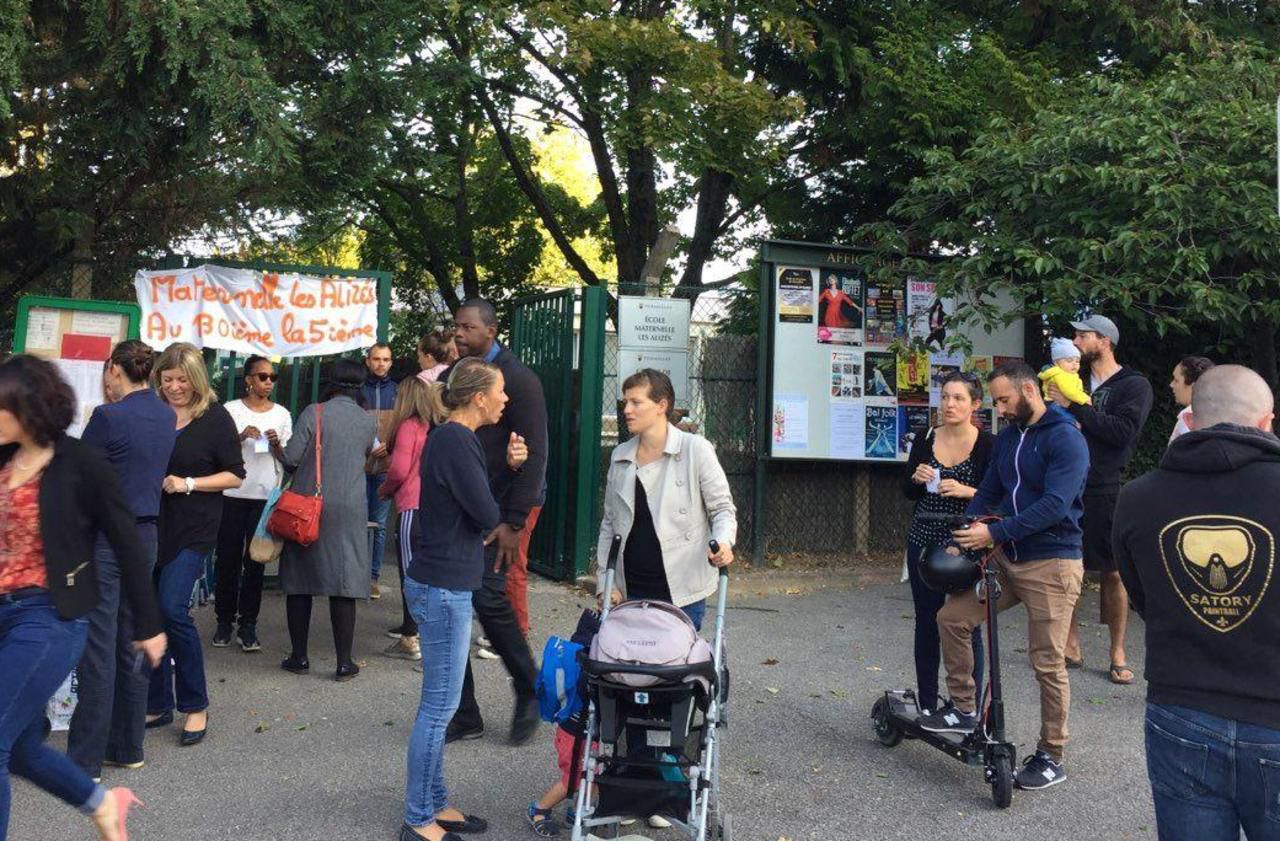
[60,333,112,361]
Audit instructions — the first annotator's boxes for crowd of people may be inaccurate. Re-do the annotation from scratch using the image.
[0,299,740,841]
[902,315,1278,840]
[2,298,1277,840]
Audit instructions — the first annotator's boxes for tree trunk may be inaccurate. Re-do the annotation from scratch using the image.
[1249,315,1279,431]
[675,168,735,302]
[454,119,480,300]
[70,212,94,299]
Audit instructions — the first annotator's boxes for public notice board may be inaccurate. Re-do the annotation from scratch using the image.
[617,295,691,403]
[134,264,379,357]
[13,296,139,438]
[761,240,1025,463]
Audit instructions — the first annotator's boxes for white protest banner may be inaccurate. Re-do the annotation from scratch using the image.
[134,265,379,357]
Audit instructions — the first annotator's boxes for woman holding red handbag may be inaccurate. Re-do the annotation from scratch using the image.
[279,358,377,682]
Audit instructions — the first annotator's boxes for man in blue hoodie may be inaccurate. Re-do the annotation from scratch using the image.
[362,343,397,598]
[920,360,1089,792]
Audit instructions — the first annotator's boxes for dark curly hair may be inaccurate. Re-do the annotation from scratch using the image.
[0,355,76,445]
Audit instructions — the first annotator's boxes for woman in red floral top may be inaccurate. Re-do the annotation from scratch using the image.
[0,355,166,841]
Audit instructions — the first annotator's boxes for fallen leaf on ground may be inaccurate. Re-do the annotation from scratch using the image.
[766,687,780,695]
[865,666,882,672]
[762,658,779,666]
[254,722,269,733]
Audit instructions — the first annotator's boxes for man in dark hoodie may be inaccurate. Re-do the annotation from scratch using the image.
[1049,315,1153,686]
[921,361,1089,792]
[1114,365,1280,840]
[362,343,397,598]
[443,299,548,746]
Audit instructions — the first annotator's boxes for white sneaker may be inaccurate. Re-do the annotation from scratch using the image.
[477,647,500,660]
[648,815,672,829]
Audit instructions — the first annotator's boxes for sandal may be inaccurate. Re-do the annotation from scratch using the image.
[528,802,561,837]
[1065,656,1084,670]
[1109,663,1135,685]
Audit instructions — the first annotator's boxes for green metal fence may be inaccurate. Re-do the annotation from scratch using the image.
[509,286,606,582]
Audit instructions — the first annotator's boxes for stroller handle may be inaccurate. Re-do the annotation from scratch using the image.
[605,534,623,573]
[709,540,728,578]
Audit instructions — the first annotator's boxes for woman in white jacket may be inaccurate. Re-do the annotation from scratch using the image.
[597,369,736,630]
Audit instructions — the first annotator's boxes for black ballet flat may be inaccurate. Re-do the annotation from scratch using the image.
[180,719,207,747]
[399,825,463,841]
[335,662,360,682]
[281,655,310,674]
[437,814,488,834]
[144,711,173,729]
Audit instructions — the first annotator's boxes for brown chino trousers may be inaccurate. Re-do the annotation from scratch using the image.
[937,552,1083,760]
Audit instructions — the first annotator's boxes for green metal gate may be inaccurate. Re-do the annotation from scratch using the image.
[511,286,605,581]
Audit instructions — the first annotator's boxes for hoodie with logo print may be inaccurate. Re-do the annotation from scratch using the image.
[965,404,1090,562]
[1114,424,1280,730]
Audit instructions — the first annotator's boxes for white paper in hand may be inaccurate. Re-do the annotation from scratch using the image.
[925,471,941,494]
[253,435,271,454]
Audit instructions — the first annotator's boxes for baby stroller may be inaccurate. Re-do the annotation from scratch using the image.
[570,536,732,841]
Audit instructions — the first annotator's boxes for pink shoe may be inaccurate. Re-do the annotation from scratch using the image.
[108,787,144,841]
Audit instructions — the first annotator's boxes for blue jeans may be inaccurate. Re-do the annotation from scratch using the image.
[404,579,472,826]
[681,600,706,632]
[367,475,391,581]
[1146,702,1280,840]
[0,594,103,837]
[67,531,157,773]
[147,549,210,715]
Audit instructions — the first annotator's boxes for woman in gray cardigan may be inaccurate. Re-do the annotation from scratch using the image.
[279,358,377,681]
[597,369,736,630]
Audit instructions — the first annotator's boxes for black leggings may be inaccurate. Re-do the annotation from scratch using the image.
[394,510,417,638]
[906,541,985,713]
[285,595,356,668]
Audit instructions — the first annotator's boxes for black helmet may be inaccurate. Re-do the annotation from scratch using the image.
[920,540,980,594]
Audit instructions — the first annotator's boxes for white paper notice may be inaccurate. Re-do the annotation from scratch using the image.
[53,359,105,438]
[925,470,941,494]
[771,394,809,451]
[25,309,59,351]
[253,435,271,454]
[71,311,125,337]
[829,403,866,460]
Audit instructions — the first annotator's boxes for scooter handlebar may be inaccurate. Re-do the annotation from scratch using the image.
[709,540,728,577]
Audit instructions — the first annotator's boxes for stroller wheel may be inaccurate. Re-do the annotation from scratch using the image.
[717,813,732,841]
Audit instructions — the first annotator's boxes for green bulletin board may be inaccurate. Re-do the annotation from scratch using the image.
[13,295,142,436]
[758,240,1026,463]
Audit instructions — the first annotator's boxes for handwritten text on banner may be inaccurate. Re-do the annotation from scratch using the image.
[134,265,379,357]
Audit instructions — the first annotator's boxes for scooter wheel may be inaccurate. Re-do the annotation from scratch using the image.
[718,813,732,841]
[871,698,904,747]
[991,754,1014,809]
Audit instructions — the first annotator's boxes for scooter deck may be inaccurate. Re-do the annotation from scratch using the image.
[881,690,986,766]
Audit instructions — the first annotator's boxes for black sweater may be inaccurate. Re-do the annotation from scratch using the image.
[0,438,163,639]
[1114,424,1280,729]
[410,422,501,591]
[1068,366,1153,492]
[901,425,995,502]
[447,344,548,529]
[157,402,245,566]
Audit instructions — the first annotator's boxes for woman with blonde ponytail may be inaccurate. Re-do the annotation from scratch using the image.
[399,359,528,841]
[378,378,448,661]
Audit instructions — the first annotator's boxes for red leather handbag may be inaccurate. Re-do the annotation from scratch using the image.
[268,404,324,546]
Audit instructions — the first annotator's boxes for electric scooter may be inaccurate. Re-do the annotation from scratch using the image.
[869,513,1017,808]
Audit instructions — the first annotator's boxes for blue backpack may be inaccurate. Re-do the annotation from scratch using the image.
[536,635,585,724]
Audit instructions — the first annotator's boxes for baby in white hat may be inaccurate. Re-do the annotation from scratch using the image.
[1038,337,1091,405]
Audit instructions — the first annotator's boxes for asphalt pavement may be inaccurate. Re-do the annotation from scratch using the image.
[9,566,1157,841]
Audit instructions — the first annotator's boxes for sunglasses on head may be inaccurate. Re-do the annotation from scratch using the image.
[252,373,278,382]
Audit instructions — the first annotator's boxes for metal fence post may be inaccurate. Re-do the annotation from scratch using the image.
[572,286,607,577]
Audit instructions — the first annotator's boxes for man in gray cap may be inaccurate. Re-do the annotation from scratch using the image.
[1046,314,1152,685]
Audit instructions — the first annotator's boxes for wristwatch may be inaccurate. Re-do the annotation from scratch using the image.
[184,477,196,495]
